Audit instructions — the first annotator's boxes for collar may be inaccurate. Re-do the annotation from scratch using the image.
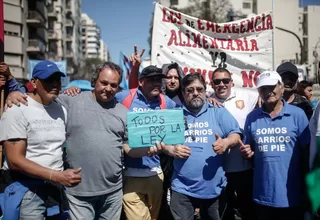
[211,89,236,103]
[260,98,291,117]
[183,100,213,117]
[136,87,161,103]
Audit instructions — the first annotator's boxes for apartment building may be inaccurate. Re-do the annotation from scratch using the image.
[99,39,108,61]
[81,13,101,59]
[4,0,48,80]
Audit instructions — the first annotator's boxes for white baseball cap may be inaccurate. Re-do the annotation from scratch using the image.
[256,71,283,88]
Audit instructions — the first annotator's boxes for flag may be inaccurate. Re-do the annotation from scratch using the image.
[119,52,132,90]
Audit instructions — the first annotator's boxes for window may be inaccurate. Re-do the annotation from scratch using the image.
[170,0,178,6]
[243,2,251,9]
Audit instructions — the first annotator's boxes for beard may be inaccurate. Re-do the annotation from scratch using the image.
[188,97,204,110]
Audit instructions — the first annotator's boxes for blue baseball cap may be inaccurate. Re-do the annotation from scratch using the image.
[32,61,66,79]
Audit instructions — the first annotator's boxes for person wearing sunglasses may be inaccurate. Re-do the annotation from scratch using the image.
[210,67,258,220]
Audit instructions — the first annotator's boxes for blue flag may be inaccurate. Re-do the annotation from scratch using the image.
[119,52,132,90]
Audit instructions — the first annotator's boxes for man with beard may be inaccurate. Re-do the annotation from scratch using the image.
[116,65,178,220]
[240,71,310,220]
[210,68,257,220]
[276,62,313,119]
[162,73,242,220]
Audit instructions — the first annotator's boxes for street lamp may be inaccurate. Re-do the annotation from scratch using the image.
[275,26,305,65]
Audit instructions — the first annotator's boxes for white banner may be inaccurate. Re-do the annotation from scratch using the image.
[151,3,274,93]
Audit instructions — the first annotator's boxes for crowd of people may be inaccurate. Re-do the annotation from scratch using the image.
[0,45,319,220]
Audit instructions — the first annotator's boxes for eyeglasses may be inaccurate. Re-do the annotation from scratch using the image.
[185,87,205,94]
[212,78,232,85]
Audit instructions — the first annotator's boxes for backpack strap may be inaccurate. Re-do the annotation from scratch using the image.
[122,88,137,109]
[159,94,166,109]
[122,88,167,109]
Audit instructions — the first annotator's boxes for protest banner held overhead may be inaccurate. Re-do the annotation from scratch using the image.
[151,3,274,93]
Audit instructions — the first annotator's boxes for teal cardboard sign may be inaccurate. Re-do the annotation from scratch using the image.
[127,109,185,148]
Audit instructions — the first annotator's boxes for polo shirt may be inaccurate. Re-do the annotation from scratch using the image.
[244,100,310,207]
[172,101,241,199]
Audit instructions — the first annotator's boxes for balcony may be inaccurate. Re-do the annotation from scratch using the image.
[27,39,46,54]
[66,34,72,42]
[47,6,57,20]
[26,11,46,28]
[48,30,59,40]
[66,4,72,13]
[66,50,73,58]
[65,19,74,27]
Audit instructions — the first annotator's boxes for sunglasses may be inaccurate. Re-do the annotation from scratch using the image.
[212,78,232,85]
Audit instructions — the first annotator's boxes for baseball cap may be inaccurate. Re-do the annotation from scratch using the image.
[256,71,283,88]
[276,62,298,78]
[32,61,66,79]
[139,65,165,79]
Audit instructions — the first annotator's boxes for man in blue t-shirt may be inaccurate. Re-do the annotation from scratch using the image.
[115,65,178,220]
[162,73,242,220]
[240,70,310,220]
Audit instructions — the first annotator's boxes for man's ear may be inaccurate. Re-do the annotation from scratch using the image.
[30,78,37,90]
[138,78,144,87]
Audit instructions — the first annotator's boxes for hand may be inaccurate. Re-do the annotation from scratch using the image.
[53,168,82,187]
[5,91,28,108]
[0,62,12,79]
[64,86,81,96]
[207,97,223,107]
[130,45,145,69]
[212,133,228,154]
[0,75,6,88]
[147,141,163,157]
[239,139,254,159]
[170,144,191,159]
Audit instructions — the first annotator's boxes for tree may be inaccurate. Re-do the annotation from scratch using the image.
[148,0,234,55]
[72,58,104,81]
[178,0,233,23]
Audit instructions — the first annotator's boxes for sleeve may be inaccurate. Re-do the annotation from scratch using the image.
[315,103,320,137]
[6,78,22,93]
[219,108,242,138]
[165,96,180,109]
[56,94,70,108]
[297,110,311,145]
[115,90,130,103]
[0,106,28,142]
[243,115,253,146]
[302,100,314,120]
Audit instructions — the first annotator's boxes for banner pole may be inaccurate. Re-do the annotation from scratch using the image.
[272,0,275,69]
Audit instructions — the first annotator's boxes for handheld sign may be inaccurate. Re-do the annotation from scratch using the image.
[127,109,185,148]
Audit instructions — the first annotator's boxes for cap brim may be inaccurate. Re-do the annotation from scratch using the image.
[139,72,165,79]
[257,79,279,88]
[37,71,66,79]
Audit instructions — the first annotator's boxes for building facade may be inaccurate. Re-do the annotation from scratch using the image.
[81,13,102,59]
[4,0,48,80]
[99,39,108,61]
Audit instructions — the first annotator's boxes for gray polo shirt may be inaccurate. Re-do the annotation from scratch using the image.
[58,91,128,196]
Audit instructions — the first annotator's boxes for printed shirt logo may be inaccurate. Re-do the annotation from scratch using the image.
[235,100,245,110]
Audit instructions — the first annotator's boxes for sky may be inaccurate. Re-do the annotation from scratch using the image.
[81,0,156,63]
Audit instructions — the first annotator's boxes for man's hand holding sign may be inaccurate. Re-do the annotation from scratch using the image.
[126,109,187,158]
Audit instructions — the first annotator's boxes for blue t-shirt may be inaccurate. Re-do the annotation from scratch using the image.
[172,101,241,199]
[244,100,310,208]
[115,88,178,169]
